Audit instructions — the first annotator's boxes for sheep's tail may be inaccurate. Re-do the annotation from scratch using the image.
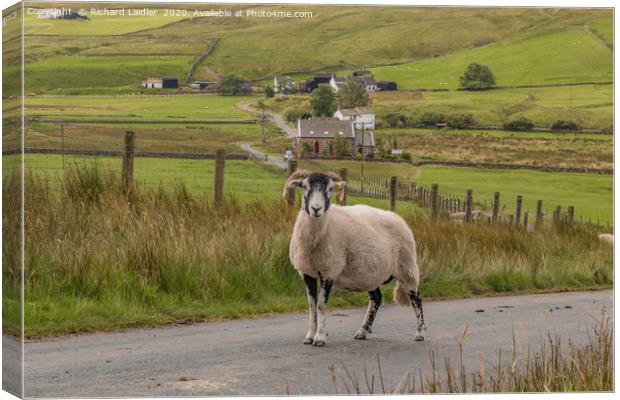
[394,281,410,306]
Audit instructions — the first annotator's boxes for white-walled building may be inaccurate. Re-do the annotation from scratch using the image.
[334,107,375,130]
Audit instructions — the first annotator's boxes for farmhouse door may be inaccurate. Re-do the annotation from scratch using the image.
[314,141,320,154]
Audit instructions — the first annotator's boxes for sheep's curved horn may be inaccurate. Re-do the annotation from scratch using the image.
[327,172,347,205]
[282,169,311,200]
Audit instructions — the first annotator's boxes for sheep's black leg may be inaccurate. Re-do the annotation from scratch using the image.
[409,290,426,341]
[313,276,333,347]
[354,288,382,340]
[303,274,318,345]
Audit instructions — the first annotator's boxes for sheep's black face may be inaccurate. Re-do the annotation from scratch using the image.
[301,173,335,218]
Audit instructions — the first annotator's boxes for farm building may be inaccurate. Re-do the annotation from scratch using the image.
[295,118,375,158]
[378,80,398,91]
[142,77,179,89]
[161,77,179,89]
[329,76,347,92]
[273,75,295,93]
[350,76,379,92]
[327,74,379,93]
[355,131,375,157]
[142,78,163,89]
[306,74,334,92]
[334,107,375,130]
[352,70,373,78]
[191,80,215,90]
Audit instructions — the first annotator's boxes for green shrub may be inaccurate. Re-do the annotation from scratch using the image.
[417,111,445,128]
[503,117,534,131]
[446,113,475,129]
[383,112,408,128]
[551,120,580,131]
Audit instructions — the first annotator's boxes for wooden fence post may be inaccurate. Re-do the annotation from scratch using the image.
[515,195,523,225]
[430,183,439,218]
[536,200,543,226]
[389,176,397,211]
[122,131,135,189]
[523,211,529,228]
[287,160,297,206]
[338,167,348,205]
[567,206,574,227]
[214,149,226,206]
[553,205,561,227]
[465,189,473,223]
[492,192,500,223]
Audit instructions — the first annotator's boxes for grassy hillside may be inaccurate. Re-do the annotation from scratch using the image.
[23,55,194,93]
[14,6,612,93]
[372,25,612,89]
[23,8,188,35]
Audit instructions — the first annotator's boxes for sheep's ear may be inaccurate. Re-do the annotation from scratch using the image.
[282,179,304,200]
[335,181,347,205]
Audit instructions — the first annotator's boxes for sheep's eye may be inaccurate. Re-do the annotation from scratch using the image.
[328,187,334,192]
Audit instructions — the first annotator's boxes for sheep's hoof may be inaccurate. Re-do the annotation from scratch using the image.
[303,337,314,345]
[354,328,368,340]
[313,340,326,347]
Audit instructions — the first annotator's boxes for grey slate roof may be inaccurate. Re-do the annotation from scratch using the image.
[297,118,354,138]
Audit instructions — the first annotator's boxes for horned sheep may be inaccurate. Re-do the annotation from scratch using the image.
[283,170,426,347]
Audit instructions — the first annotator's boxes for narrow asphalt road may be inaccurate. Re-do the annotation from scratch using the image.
[240,143,287,169]
[18,290,611,397]
[236,100,296,137]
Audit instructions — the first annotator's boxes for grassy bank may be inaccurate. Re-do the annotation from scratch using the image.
[2,164,612,338]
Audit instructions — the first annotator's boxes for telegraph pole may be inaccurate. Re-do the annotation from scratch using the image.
[360,125,365,194]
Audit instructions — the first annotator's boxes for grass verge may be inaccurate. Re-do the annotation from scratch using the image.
[2,164,612,338]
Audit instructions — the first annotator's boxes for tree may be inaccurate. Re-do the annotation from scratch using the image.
[330,135,352,156]
[338,81,369,109]
[217,74,244,96]
[459,63,496,90]
[264,86,275,98]
[310,84,337,117]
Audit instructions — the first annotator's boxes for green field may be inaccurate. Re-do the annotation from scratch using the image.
[417,166,613,225]
[372,25,612,89]
[374,128,613,169]
[23,154,285,200]
[298,159,613,225]
[23,55,194,94]
[23,94,256,121]
[372,84,613,130]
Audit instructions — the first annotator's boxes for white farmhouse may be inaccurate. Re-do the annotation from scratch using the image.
[334,106,375,130]
[141,78,163,89]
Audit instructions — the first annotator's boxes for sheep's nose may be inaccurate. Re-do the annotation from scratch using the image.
[311,206,321,214]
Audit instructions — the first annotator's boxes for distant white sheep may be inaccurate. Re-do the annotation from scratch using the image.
[598,233,614,245]
[283,170,426,347]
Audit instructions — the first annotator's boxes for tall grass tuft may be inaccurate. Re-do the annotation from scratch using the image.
[325,314,612,393]
[1,163,612,337]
